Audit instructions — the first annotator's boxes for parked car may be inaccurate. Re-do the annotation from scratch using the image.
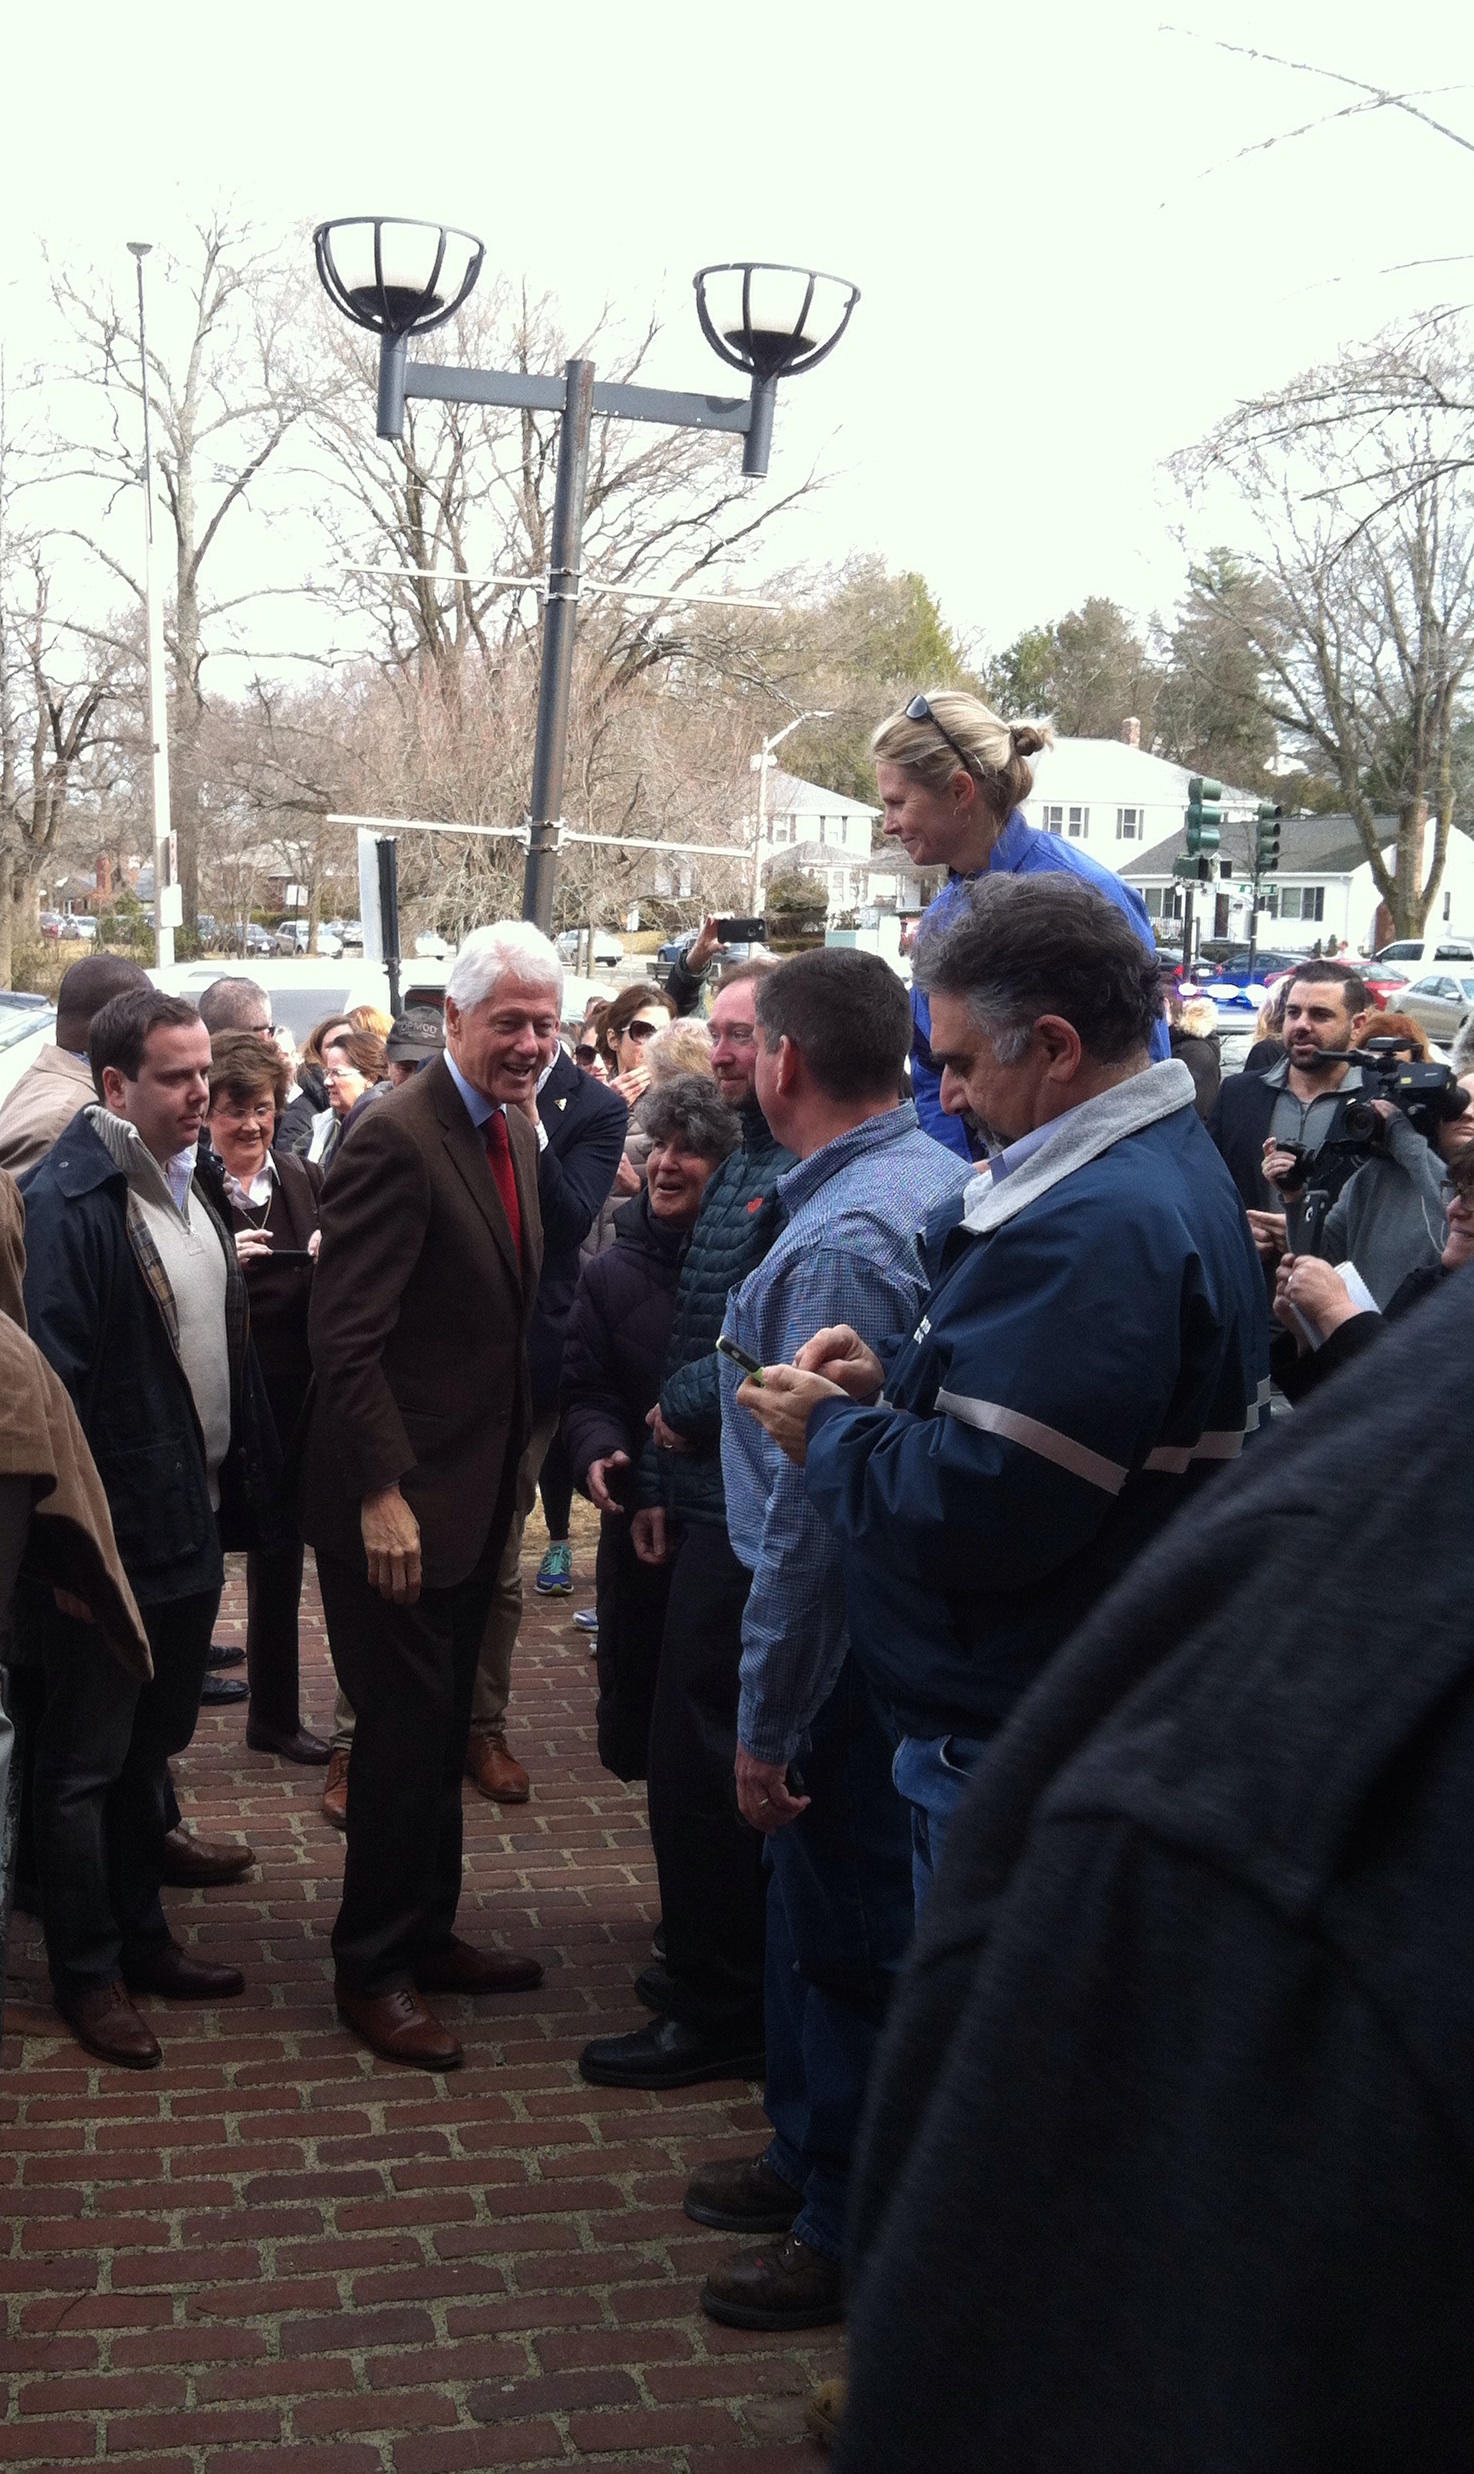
[1375,938,1474,964]
[413,930,450,959]
[1395,969,1474,1047]
[148,955,452,1047]
[339,918,364,949]
[558,928,625,968]
[220,920,275,956]
[62,916,97,941]
[0,996,58,1106]
[273,922,344,959]
[38,912,65,940]
[1196,945,1306,979]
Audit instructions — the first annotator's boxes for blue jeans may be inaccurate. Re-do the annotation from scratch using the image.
[892,1731,992,1912]
[761,1658,914,2260]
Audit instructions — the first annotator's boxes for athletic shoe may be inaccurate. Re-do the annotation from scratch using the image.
[573,1606,599,1632]
[534,1541,573,1596]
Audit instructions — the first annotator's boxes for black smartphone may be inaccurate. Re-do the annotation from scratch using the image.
[263,1248,313,1265]
[714,915,765,944]
[715,1333,765,1384]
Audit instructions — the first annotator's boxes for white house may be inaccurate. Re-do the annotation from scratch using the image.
[1020,727,1256,866]
[1121,813,1474,954]
[734,768,937,921]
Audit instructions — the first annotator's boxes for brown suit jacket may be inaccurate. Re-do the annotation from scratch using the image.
[298,1055,543,1588]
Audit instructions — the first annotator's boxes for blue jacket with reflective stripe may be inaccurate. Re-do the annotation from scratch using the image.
[912,814,1170,1157]
[803,1102,1268,1737]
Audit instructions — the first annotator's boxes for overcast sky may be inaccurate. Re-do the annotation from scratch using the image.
[3,0,1472,669]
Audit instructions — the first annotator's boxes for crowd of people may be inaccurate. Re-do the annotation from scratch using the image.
[3,685,1473,2461]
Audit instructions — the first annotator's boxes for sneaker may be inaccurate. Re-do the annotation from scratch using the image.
[534,1541,573,1596]
[573,1606,598,1633]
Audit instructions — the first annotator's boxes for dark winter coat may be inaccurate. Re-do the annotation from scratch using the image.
[275,1064,326,1161]
[636,1099,794,1527]
[561,1187,687,1776]
[527,1046,628,1416]
[1169,1024,1221,1119]
[560,1187,687,1490]
[835,1268,1474,2474]
[1207,1062,1363,1216]
[19,1113,279,1605]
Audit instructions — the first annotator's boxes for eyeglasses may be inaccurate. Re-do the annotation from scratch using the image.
[905,693,976,779]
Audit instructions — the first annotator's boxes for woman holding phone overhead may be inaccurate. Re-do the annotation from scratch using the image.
[206,1033,330,1766]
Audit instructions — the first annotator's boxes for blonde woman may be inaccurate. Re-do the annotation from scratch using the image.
[871,690,1168,1156]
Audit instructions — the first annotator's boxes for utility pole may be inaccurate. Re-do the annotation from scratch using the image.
[749,710,834,911]
[128,243,177,971]
[1176,776,1223,978]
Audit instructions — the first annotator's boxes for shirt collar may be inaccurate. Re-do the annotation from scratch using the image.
[164,1145,197,1213]
[1263,1056,1364,1096]
[225,1154,278,1209]
[444,1048,499,1129]
[776,1103,919,1212]
[944,808,1029,885]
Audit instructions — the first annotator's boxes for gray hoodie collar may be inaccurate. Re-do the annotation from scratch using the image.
[960,1058,1197,1237]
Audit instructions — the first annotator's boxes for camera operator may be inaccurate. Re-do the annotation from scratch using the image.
[1207,960,1371,1269]
[1272,1138,1474,1398]
[1263,1013,1472,1307]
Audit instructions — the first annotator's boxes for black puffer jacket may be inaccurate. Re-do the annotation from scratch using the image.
[560,1188,687,1490]
[637,1099,793,1528]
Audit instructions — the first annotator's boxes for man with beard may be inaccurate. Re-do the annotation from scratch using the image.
[1207,961,1372,1271]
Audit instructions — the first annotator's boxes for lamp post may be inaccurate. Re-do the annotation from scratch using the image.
[749,710,834,911]
[127,242,178,969]
[313,221,858,933]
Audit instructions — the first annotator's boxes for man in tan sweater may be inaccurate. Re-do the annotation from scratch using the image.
[0,955,150,1177]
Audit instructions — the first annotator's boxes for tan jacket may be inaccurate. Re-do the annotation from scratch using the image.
[0,1045,93,1177]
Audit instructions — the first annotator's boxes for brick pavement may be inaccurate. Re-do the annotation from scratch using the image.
[0,1515,841,2470]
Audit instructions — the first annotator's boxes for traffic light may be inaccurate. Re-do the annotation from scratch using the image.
[1185,776,1222,857]
[1254,800,1282,872]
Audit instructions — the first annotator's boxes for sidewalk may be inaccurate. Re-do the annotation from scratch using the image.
[0,1521,842,2470]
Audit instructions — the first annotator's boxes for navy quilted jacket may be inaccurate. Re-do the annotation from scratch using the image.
[636,1099,793,1527]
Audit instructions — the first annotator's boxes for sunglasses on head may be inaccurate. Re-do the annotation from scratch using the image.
[905,692,976,779]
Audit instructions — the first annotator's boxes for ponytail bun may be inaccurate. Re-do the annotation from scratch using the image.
[1008,721,1054,761]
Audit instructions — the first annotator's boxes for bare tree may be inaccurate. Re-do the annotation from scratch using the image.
[49,215,333,934]
[0,374,117,983]
[1178,327,1474,935]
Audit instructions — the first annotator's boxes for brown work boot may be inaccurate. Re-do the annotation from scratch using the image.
[465,1730,530,1803]
[159,1826,255,1886]
[335,1978,463,2070]
[700,2233,845,2331]
[320,1748,349,1830]
[684,2150,802,2233]
[55,1981,162,2071]
[805,2378,847,2449]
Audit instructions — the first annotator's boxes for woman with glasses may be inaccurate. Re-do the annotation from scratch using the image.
[599,983,678,1103]
[308,1029,390,1168]
[870,690,1168,1157]
[205,1034,331,1766]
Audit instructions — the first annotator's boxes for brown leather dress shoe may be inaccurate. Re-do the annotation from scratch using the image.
[414,1937,544,1996]
[700,2233,845,2330]
[684,2150,802,2233]
[335,1979,463,2070]
[321,1748,349,1829]
[55,1982,161,2070]
[159,1827,255,1887]
[124,1940,245,2001]
[465,1730,530,1803]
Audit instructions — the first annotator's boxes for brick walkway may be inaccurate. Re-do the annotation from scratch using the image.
[0,1516,841,2470]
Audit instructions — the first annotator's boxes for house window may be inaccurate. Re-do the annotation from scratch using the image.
[1115,807,1140,841]
[1143,887,1165,918]
[1279,887,1325,924]
[1042,805,1063,835]
[1068,806,1088,839]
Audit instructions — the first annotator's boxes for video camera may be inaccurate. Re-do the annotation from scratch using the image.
[1276,1036,1469,1251]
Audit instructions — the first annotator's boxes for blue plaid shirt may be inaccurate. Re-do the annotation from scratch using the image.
[720,1105,970,1763]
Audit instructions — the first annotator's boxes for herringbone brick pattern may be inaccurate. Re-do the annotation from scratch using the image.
[0,1518,841,2469]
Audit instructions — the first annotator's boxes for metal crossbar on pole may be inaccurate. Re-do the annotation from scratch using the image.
[335,563,779,612]
[326,813,752,861]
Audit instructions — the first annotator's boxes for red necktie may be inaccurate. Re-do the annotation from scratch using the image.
[483,1109,523,1263]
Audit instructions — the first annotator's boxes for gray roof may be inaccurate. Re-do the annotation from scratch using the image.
[767,769,880,820]
[1123,810,1386,880]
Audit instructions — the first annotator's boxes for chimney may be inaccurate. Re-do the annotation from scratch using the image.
[1121,716,1140,749]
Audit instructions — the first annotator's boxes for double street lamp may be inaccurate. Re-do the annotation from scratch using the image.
[313,217,858,931]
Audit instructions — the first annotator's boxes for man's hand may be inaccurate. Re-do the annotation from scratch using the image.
[684,915,729,977]
[735,1745,810,1834]
[1274,1252,1366,1345]
[586,1451,630,1515]
[512,1092,542,1128]
[737,1365,847,1465]
[646,1403,691,1455]
[631,1505,672,1566]
[792,1323,884,1399]
[362,1482,422,1605]
[1246,1207,1288,1261]
[1260,1139,1302,1191]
